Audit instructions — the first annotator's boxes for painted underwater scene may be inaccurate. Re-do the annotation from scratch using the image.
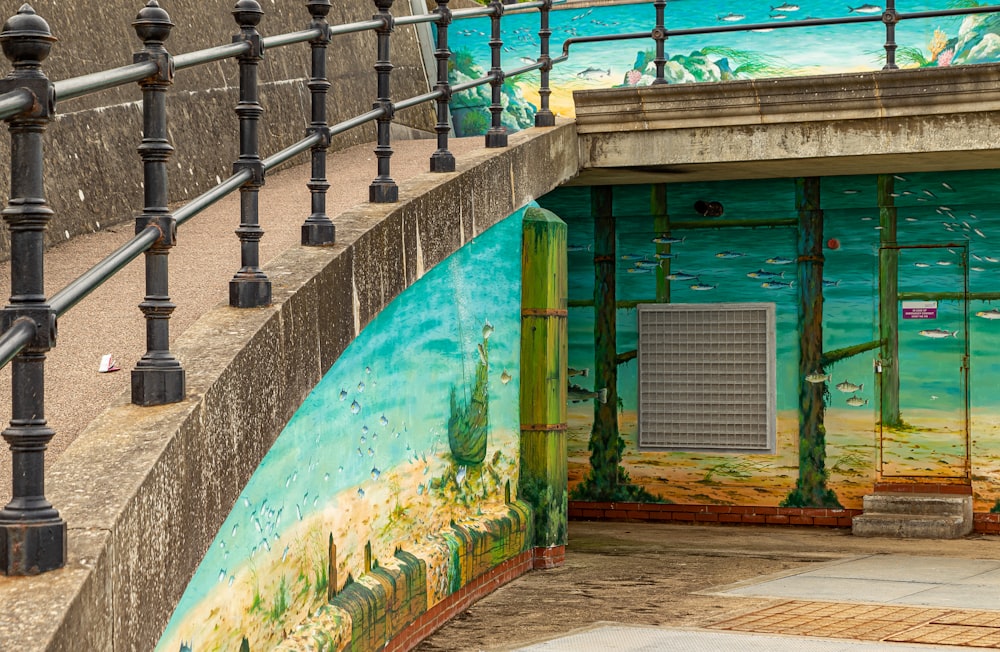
[541,169,1000,512]
[446,0,1000,131]
[157,211,527,651]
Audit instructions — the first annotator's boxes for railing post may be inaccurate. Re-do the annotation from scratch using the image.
[429,0,455,173]
[131,0,185,407]
[882,0,899,70]
[230,0,271,307]
[301,0,335,246]
[485,0,508,148]
[370,0,398,202]
[534,0,555,127]
[0,4,65,575]
[652,0,667,85]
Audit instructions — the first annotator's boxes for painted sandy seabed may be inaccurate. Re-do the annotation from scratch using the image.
[158,426,520,651]
[567,407,1000,512]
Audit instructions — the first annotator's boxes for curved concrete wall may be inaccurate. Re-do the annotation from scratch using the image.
[0,121,578,651]
[0,0,436,258]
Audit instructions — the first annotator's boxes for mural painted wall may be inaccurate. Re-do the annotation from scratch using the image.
[446,1,1000,134]
[539,170,1000,514]
[157,210,530,651]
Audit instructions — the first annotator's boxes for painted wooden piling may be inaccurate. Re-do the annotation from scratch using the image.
[518,206,568,550]
[788,177,841,507]
[652,184,670,303]
[878,174,901,428]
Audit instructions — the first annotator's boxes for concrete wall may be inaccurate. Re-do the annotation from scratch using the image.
[0,121,578,651]
[0,0,436,259]
[572,63,1000,186]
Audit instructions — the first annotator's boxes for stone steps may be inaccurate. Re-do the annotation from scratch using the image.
[852,492,973,539]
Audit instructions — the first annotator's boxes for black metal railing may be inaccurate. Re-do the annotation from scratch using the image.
[555,0,1000,76]
[0,0,566,575]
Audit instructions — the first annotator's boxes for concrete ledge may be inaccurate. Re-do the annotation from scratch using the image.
[573,63,1000,183]
[0,122,578,651]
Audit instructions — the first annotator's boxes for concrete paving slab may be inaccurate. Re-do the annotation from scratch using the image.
[886,583,1000,610]
[956,567,1000,586]
[796,555,1000,583]
[723,575,941,603]
[512,624,957,651]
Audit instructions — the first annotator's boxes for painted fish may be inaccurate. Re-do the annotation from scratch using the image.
[567,243,591,252]
[976,228,987,238]
[846,395,869,407]
[977,309,1000,320]
[653,252,676,259]
[823,279,840,288]
[576,67,610,79]
[771,2,800,10]
[351,400,361,414]
[667,271,699,281]
[747,269,785,280]
[942,182,955,191]
[922,188,937,198]
[805,372,830,383]
[635,260,662,269]
[918,328,958,338]
[626,267,653,274]
[690,283,717,291]
[848,4,882,13]
[717,12,745,21]
[371,467,381,481]
[766,256,794,265]
[652,235,684,244]
[500,369,512,385]
[620,253,645,261]
[937,261,953,266]
[568,383,608,403]
[339,389,348,401]
[518,56,536,65]
[716,251,746,259]
[379,414,389,426]
[762,281,794,289]
[836,380,863,393]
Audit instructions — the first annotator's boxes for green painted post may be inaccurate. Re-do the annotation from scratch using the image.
[878,174,901,428]
[786,177,840,507]
[518,206,568,557]
[652,184,670,303]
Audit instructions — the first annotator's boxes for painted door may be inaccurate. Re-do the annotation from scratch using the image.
[878,243,970,480]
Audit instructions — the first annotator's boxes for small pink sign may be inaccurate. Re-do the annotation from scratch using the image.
[902,301,937,319]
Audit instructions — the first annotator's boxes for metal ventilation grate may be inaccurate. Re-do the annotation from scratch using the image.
[637,303,776,452]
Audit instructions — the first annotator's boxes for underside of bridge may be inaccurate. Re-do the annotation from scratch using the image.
[571,62,1000,185]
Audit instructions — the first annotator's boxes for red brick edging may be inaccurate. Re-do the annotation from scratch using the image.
[569,501,861,527]
[386,546,564,651]
[570,501,1000,534]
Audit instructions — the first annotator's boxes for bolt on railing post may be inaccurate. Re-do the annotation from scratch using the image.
[882,0,899,70]
[534,0,555,127]
[131,0,185,407]
[0,4,65,575]
[485,0,508,148]
[301,0,335,246]
[652,0,667,85]
[230,0,271,307]
[370,0,398,202]
[429,0,455,173]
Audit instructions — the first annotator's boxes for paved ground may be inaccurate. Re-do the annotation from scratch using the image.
[0,136,482,495]
[416,521,1000,651]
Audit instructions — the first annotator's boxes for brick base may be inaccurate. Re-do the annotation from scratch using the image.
[533,545,565,569]
[569,501,861,527]
[386,545,567,652]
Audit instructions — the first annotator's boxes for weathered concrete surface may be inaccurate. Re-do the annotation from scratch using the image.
[0,0,435,259]
[0,121,577,651]
[416,521,1000,651]
[572,63,1000,185]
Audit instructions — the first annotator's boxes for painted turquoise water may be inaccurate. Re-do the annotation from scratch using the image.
[157,209,527,649]
[538,170,1000,420]
[447,0,992,95]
